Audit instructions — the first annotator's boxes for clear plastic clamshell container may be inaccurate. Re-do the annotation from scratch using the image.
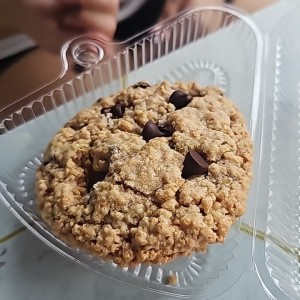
[252,7,300,300]
[0,4,298,299]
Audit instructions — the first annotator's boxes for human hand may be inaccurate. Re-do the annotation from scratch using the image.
[1,0,119,53]
[159,0,275,20]
[159,0,223,21]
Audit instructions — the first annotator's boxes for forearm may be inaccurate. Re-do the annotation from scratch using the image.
[0,0,18,36]
[229,0,276,13]
[160,0,275,23]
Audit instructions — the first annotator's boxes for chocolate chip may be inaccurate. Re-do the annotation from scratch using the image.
[198,151,208,161]
[200,208,207,216]
[158,123,173,135]
[182,150,209,178]
[101,103,125,118]
[169,91,192,109]
[142,121,171,142]
[132,81,150,89]
[86,171,106,192]
[110,103,125,118]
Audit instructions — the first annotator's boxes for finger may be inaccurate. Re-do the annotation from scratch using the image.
[61,0,119,14]
[158,0,185,21]
[181,0,223,9]
[25,0,63,16]
[62,10,117,40]
[25,0,58,10]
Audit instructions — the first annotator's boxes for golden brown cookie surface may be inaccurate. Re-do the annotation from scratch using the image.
[36,81,253,266]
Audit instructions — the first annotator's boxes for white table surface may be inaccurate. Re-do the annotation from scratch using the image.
[0,200,266,300]
[1,1,299,299]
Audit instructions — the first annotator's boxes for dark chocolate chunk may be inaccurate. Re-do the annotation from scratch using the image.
[197,151,208,161]
[182,150,209,178]
[110,103,125,118]
[142,121,171,142]
[86,171,106,192]
[132,81,150,89]
[199,208,207,216]
[158,128,172,138]
[158,123,173,136]
[169,90,192,109]
[101,103,125,118]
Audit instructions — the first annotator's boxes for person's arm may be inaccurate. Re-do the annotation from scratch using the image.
[159,0,275,20]
[0,0,119,53]
[0,0,18,37]
[233,0,276,13]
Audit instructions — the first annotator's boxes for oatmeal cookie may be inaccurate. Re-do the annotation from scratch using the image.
[36,81,253,266]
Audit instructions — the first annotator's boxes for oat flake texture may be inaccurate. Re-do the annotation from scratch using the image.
[36,81,253,266]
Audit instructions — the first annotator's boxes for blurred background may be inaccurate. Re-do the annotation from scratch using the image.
[0,0,274,108]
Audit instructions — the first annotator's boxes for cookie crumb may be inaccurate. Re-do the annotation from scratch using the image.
[166,274,177,286]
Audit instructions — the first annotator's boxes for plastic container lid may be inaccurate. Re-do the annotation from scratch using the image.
[0,4,300,299]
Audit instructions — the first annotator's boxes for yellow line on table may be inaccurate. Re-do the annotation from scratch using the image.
[0,227,26,243]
